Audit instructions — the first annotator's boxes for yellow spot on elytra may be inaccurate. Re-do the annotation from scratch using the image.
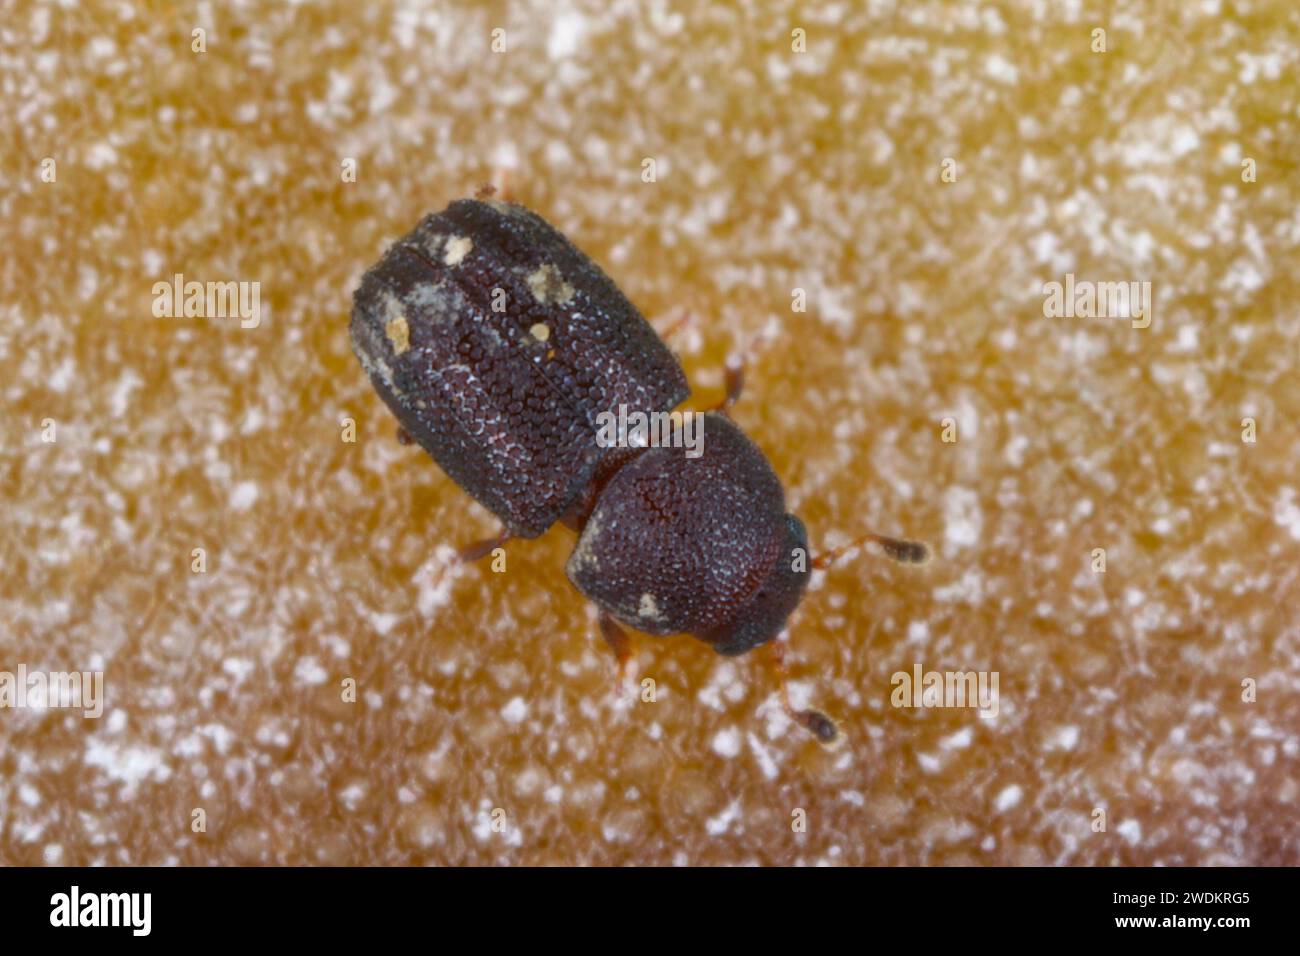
[529,322,551,342]
[385,314,410,355]
[444,235,473,266]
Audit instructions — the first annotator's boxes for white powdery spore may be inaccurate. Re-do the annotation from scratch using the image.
[412,546,463,618]
[1117,819,1143,845]
[711,727,742,758]
[229,481,259,511]
[294,655,328,686]
[994,784,1023,812]
[547,10,587,59]
[940,728,973,750]
[944,486,983,549]
[501,697,527,724]
[83,739,172,795]
[747,732,779,780]
[1272,488,1300,541]
[705,799,743,836]
[1044,725,1080,751]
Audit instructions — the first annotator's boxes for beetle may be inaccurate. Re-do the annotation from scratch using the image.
[350,191,927,746]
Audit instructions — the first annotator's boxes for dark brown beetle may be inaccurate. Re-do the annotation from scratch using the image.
[350,192,927,746]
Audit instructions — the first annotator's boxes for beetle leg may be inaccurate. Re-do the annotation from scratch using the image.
[457,528,513,563]
[767,641,843,749]
[711,352,746,413]
[598,611,636,695]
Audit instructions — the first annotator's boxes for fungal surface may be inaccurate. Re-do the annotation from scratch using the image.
[3,0,1298,868]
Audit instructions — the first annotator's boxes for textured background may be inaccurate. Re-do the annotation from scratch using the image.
[2,0,1299,865]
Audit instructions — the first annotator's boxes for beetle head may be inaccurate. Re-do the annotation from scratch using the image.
[700,513,810,656]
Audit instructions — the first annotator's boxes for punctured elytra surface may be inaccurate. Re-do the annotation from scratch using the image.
[350,199,690,537]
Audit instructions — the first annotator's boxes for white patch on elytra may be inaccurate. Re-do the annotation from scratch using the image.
[444,235,472,266]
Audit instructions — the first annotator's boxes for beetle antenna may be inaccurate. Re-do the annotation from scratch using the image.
[771,530,929,747]
[767,641,843,749]
[813,532,930,569]
[653,306,696,344]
